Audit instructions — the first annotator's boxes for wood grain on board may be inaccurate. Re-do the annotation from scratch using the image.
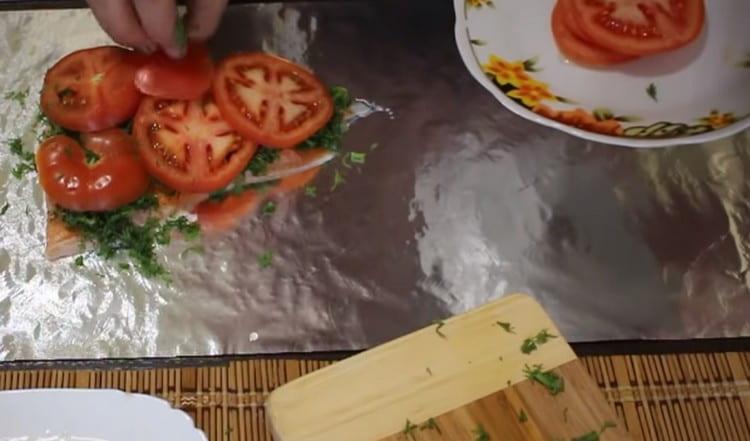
[267,294,636,441]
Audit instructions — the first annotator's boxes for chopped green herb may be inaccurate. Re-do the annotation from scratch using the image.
[174,13,187,50]
[518,409,528,423]
[262,201,277,216]
[496,321,515,334]
[118,262,131,270]
[245,146,281,176]
[402,419,418,441]
[331,169,345,191]
[73,255,85,267]
[472,424,490,441]
[4,87,29,106]
[34,111,66,140]
[298,86,352,152]
[0,203,9,216]
[521,329,557,354]
[349,151,366,164]
[57,194,199,279]
[571,421,616,441]
[208,181,276,202]
[523,364,565,396]
[433,319,446,338]
[420,418,441,435]
[84,147,100,165]
[8,137,36,178]
[258,251,273,269]
[304,185,317,197]
[646,83,658,102]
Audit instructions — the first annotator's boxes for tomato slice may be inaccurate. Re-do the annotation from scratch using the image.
[195,190,262,233]
[134,43,214,100]
[36,129,150,212]
[212,52,334,149]
[41,46,142,132]
[552,0,637,66]
[570,0,705,56]
[133,95,257,193]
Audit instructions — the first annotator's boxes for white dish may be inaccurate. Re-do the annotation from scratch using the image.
[0,389,206,441]
[454,0,750,147]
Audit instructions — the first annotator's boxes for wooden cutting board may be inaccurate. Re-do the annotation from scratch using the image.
[267,294,636,441]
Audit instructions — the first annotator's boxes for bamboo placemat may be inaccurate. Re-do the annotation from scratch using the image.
[2,353,750,441]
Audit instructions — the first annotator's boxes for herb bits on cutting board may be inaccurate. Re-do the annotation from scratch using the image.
[266,294,635,441]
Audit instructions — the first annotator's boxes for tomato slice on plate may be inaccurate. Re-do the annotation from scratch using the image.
[41,46,142,132]
[213,52,334,149]
[195,190,262,233]
[36,129,150,212]
[133,96,258,193]
[134,43,214,100]
[552,0,637,66]
[570,0,705,56]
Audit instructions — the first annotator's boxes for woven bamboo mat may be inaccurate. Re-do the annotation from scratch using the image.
[2,353,750,441]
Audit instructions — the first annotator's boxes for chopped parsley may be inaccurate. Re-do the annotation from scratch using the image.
[73,255,85,267]
[518,409,528,423]
[58,194,200,279]
[350,151,366,165]
[245,147,281,176]
[304,185,317,197]
[258,251,273,269]
[472,424,490,441]
[0,203,8,216]
[262,201,276,216]
[571,421,616,441]
[433,319,446,338]
[495,321,515,334]
[402,419,418,441]
[646,83,658,102]
[521,329,557,354]
[8,137,36,178]
[420,418,441,434]
[34,111,67,140]
[523,364,564,396]
[298,86,352,152]
[331,169,345,191]
[4,87,29,106]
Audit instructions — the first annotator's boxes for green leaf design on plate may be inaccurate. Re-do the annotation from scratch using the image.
[593,108,614,121]
[523,56,541,72]
[470,39,487,46]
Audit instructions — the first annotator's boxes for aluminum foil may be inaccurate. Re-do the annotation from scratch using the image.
[1,1,750,361]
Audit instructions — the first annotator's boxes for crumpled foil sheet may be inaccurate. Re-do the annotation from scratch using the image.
[1,0,750,361]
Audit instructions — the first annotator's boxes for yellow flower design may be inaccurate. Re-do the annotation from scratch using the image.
[698,110,736,129]
[467,0,493,7]
[482,55,532,88]
[507,81,556,108]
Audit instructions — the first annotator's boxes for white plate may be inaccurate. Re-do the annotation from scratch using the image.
[0,389,206,441]
[454,0,750,147]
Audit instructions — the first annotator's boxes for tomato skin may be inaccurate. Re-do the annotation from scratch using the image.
[36,129,150,212]
[134,43,214,100]
[41,46,142,132]
[552,0,636,66]
[133,95,258,193]
[570,0,705,56]
[195,190,262,233]
[213,52,334,149]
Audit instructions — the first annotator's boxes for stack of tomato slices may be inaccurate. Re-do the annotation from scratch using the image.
[551,0,705,67]
[36,44,336,229]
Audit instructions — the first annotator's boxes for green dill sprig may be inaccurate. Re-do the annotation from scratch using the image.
[420,418,441,434]
[571,421,617,441]
[433,319,446,338]
[521,329,557,354]
[245,147,281,176]
[495,321,515,334]
[523,364,564,396]
[472,424,490,441]
[402,419,418,441]
[8,137,36,178]
[258,251,273,269]
[298,86,352,153]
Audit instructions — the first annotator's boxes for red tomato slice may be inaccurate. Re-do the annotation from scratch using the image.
[212,52,334,149]
[134,43,214,100]
[41,46,142,132]
[570,0,705,56]
[36,129,150,212]
[133,96,258,193]
[552,1,637,66]
[195,190,262,233]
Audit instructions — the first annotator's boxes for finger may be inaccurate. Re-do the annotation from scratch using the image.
[133,0,182,58]
[186,0,229,41]
[87,0,156,53]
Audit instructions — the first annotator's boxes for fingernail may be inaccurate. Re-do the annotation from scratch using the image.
[164,44,185,59]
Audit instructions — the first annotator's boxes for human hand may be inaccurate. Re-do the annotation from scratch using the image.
[87,0,228,58]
